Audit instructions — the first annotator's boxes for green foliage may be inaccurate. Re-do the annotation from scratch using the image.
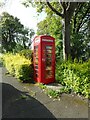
[0,54,3,66]
[2,53,33,82]
[37,15,63,61]
[15,64,33,81]
[25,1,90,61]
[0,12,35,53]
[46,89,60,98]
[39,83,60,98]
[0,12,23,52]
[39,83,47,89]
[56,60,90,98]
[18,49,33,60]
[71,2,90,60]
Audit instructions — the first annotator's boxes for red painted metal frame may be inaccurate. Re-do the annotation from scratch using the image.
[33,35,55,84]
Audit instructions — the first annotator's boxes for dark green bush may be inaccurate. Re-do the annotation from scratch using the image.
[18,49,33,61]
[56,59,90,98]
[15,64,33,82]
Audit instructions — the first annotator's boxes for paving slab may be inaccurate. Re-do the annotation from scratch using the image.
[46,83,63,91]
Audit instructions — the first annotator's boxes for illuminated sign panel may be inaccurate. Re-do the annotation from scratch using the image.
[42,39,53,42]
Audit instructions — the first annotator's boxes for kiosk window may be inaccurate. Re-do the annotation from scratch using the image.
[34,46,39,77]
[34,46,38,65]
[45,45,53,79]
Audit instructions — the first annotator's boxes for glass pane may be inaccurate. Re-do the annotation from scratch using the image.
[45,70,53,79]
[34,46,39,77]
[46,46,52,49]
[36,73,38,77]
[35,65,38,69]
[45,45,53,79]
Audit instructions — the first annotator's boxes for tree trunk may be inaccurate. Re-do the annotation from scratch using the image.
[46,1,78,61]
[63,14,71,60]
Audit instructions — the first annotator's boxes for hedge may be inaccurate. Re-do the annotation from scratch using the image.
[56,60,90,98]
[2,53,33,82]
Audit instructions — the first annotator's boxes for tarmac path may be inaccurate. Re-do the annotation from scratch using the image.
[0,67,89,119]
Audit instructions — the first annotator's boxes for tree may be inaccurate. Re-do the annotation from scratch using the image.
[15,27,35,50]
[0,12,35,52]
[71,2,90,60]
[0,12,22,52]
[37,14,63,61]
[36,2,90,61]
[45,2,80,60]
[22,1,79,60]
[45,2,90,61]
[23,1,90,60]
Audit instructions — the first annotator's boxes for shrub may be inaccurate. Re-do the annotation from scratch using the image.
[18,49,33,61]
[2,53,33,82]
[0,54,3,66]
[2,53,15,75]
[15,64,33,81]
[56,59,90,98]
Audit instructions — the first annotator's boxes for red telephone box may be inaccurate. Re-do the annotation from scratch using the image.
[33,35,55,84]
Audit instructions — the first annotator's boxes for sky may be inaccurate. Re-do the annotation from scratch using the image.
[0,0,46,33]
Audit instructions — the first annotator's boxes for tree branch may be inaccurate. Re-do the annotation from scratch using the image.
[73,2,85,32]
[74,3,85,17]
[80,17,89,31]
[60,2,67,10]
[73,3,85,33]
[46,0,64,18]
[67,2,78,21]
[76,3,90,33]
